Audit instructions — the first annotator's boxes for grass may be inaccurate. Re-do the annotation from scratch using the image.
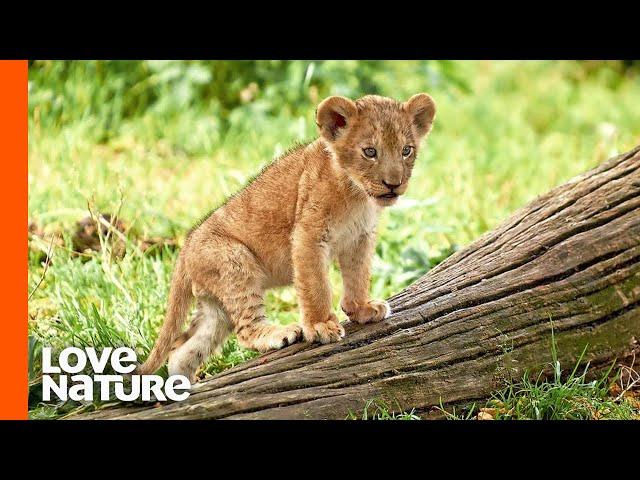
[483,327,639,420]
[349,331,640,421]
[28,60,640,418]
[481,330,631,420]
[346,399,421,420]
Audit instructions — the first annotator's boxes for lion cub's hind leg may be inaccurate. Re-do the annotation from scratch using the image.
[194,237,303,354]
[222,283,303,353]
[236,320,303,353]
[168,297,232,383]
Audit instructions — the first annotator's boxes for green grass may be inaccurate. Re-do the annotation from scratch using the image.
[28,60,640,418]
[441,325,640,420]
[349,332,640,421]
[481,328,639,420]
[438,367,640,421]
[346,399,421,420]
[483,368,638,420]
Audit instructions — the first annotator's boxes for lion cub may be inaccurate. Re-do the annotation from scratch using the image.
[138,93,436,381]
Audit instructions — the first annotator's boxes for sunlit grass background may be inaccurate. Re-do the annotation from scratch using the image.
[27,60,640,418]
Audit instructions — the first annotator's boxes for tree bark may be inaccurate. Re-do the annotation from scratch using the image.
[78,145,640,420]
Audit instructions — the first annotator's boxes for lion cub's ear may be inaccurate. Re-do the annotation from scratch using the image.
[316,96,357,142]
[404,93,436,138]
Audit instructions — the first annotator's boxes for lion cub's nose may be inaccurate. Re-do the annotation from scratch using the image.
[382,180,402,191]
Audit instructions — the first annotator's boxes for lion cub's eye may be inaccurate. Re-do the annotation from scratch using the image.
[363,147,377,158]
[402,146,413,157]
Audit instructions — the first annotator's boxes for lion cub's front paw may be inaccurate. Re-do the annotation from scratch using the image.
[302,314,345,344]
[341,299,391,324]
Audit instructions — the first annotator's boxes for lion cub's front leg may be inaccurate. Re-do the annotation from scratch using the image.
[292,227,345,344]
[338,232,391,324]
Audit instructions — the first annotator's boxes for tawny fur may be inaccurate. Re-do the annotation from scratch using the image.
[137,93,436,382]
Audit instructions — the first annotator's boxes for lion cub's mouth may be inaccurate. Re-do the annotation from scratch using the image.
[377,192,399,200]
[373,192,400,206]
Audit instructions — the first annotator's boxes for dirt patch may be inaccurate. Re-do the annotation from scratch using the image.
[71,214,127,259]
[29,214,179,262]
[28,220,64,264]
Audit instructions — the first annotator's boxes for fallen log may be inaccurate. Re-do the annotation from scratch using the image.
[79,145,640,419]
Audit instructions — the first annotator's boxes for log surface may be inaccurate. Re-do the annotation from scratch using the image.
[78,145,640,420]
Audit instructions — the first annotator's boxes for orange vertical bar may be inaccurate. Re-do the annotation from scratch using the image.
[0,60,28,419]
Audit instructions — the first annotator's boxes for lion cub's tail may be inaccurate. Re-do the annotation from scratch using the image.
[136,258,193,375]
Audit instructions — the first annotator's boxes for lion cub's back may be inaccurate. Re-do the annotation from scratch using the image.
[196,143,310,274]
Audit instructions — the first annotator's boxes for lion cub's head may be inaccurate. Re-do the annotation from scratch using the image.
[316,93,436,207]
